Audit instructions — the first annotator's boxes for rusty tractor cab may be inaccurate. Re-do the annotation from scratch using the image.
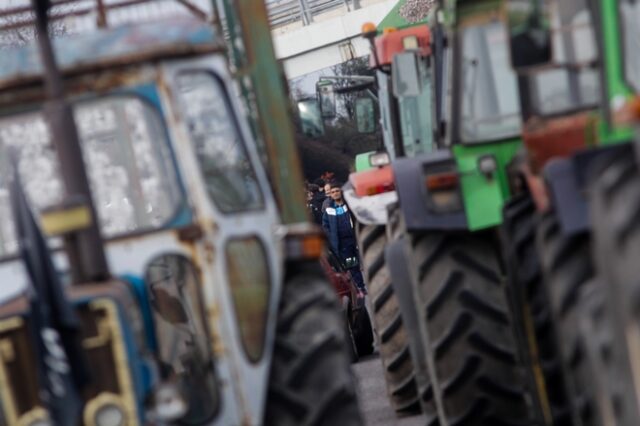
[0,1,362,425]
[502,0,640,423]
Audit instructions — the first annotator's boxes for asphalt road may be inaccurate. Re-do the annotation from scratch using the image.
[352,353,425,426]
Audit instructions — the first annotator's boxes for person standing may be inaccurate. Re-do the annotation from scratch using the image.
[322,183,366,293]
[322,181,333,213]
[306,184,324,225]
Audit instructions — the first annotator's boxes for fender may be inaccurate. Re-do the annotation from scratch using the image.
[545,143,632,236]
[393,151,467,232]
[342,182,397,226]
[385,238,443,420]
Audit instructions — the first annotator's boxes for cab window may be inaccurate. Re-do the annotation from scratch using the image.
[176,72,264,213]
[0,95,183,258]
[458,16,521,143]
[619,0,640,91]
[530,1,600,115]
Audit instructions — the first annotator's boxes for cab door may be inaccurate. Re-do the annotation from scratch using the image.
[160,56,284,425]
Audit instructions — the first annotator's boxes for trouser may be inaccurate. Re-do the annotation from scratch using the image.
[339,242,366,291]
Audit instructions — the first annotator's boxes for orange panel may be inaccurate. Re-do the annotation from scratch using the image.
[522,112,598,174]
[372,25,432,67]
[349,166,395,197]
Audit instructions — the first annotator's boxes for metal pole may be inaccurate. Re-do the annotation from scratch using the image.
[226,0,309,224]
[297,0,313,25]
[31,0,110,284]
[96,0,107,27]
[352,0,361,10]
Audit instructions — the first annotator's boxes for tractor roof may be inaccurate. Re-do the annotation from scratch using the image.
[377,0,430,31]
[0,18,221,91]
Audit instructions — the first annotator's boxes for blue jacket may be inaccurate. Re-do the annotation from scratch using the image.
[322,200,356,254]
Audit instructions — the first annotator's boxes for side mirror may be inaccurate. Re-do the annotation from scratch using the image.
[316,80,337,118]
[507,0,552,70]
[355,98,376,134]
[392,52,422,98]
[297,99,325,138]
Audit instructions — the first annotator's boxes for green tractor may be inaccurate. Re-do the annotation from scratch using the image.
[336,0,543,423]
[501,0,640,424]
[0,1,363,425]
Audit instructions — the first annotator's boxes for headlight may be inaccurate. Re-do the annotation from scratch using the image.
[478,155,498,178]
[95,404,125,426]
[369,152,390,167]
[402,35,419,50]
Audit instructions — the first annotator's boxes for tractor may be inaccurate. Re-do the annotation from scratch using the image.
[0,1,362,425]
[332,0,544,423]
[502,0,640,424]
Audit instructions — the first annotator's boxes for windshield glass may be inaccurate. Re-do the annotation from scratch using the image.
[530,1,600,115]
[0,96,182,258]
[619,0,640,92]
[459,18,521,143]
[176,72,264,213]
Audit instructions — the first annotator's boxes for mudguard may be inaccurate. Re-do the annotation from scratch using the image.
[393,151,468,232]
[545,143,632,236]
[342,182,397,226]
[384,238,432,414]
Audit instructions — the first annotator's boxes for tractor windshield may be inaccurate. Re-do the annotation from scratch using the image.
[527,1,600,116]
[619,0,640,92]
[0,95,182,258]
[459,17,521,143]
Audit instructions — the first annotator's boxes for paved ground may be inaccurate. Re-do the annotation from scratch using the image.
[352,353,425,426]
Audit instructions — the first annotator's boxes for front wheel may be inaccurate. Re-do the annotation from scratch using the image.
[357,223,421,416]
[264,273,363,426]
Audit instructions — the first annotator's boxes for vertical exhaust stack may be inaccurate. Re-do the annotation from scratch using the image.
[31,0,110,284]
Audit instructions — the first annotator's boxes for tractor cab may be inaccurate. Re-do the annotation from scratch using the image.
[367,24,436,161]
[505,0,607,211]
[0,17,272,424]
[505,0,637,227]
[0,0,349,423]
[342,21,439,227]
[383,0,524,233]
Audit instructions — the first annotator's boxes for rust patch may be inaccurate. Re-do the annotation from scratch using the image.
[206,303,225,357]
[0,65,158,108]
[0,44,223,104]
[176,223,204,243]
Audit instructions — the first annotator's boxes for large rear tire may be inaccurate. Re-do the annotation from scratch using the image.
[536,211,596,425]
[588,152,640,424]
[413,232,536,424]
[357,223,422,416]
[502,194,572,425]
[264,274,363,426]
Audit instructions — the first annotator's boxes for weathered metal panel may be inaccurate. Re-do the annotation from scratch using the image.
[227,0,308,225]
[0,18,218,85]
